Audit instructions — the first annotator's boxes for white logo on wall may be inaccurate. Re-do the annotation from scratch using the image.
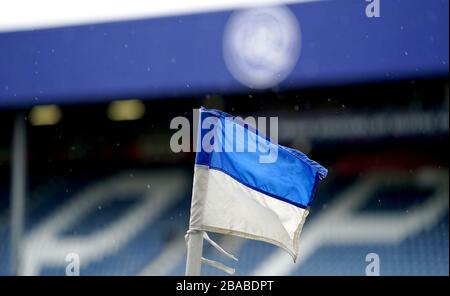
[223,6,301,89]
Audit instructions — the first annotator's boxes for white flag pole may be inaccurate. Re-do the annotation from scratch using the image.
[185,108,205,276]
[185,229,204,276]
[10,112,27,275]
[185,167,208,276]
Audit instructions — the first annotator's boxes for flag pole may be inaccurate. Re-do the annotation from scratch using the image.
[185,107,205,276]
[10,111,27,275]
[185,229,204,276]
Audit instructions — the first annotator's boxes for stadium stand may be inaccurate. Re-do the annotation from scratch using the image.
[0,165,447,275]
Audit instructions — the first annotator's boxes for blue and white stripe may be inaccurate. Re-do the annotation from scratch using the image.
[189,107,327,260]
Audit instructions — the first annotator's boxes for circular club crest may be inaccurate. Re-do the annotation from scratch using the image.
[223,6,301,89]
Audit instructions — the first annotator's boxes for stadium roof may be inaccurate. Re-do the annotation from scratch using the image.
[0,0,448,107]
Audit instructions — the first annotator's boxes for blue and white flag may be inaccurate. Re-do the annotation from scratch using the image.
[188,107,327,262]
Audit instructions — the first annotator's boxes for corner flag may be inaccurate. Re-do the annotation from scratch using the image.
[185,107,327,275]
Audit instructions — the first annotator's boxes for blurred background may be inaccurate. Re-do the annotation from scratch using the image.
[0,0,448,275]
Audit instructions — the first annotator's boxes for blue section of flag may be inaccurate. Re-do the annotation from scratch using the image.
[195,107,327,209]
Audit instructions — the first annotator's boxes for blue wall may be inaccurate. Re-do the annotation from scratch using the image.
[0,0,448,107]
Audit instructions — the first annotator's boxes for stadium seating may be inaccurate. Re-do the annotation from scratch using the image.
[0,168,448,275]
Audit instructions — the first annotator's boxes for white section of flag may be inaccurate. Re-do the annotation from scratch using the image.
[189,165,308,261]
